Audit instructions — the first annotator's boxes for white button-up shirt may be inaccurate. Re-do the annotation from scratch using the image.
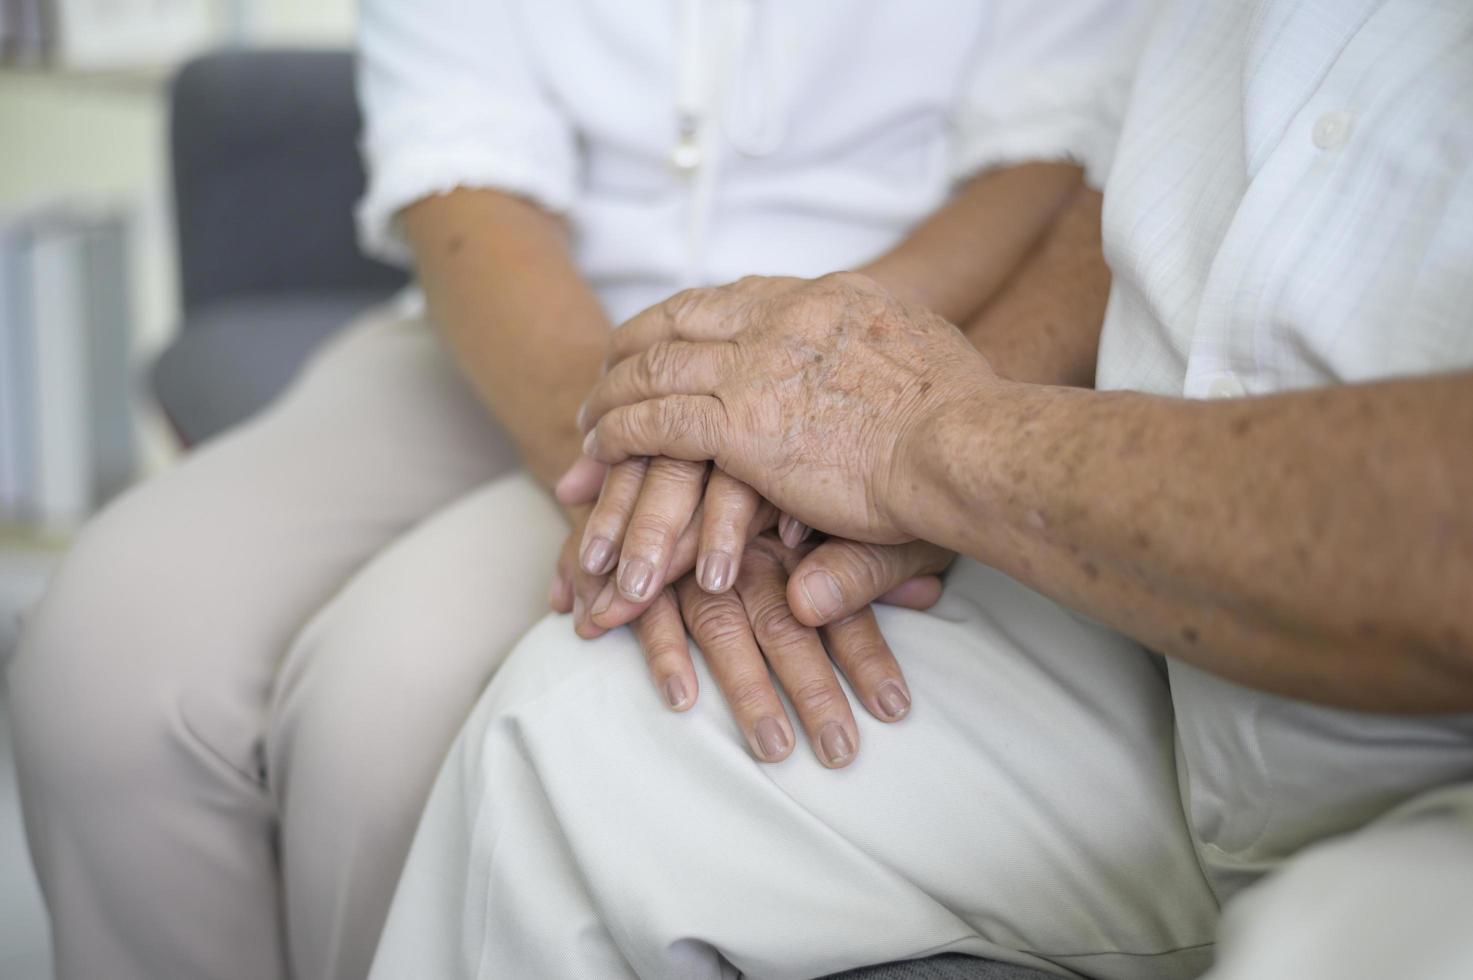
[1096,0,1473,905]
[356,0,1150,324]
[1097,0,1473,400]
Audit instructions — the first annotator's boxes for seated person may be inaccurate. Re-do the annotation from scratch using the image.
[5,1,1152,978]
[368,1,1473,978]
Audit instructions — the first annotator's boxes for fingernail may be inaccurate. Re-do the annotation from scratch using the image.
[618,559,655,601]
[779,515,810,548]
[582,430,597,456]
[819,723,855,767]
[800,570,844,620]
[698,553,732,592]
[663,676,691,710]
[754,717,790,760]
[581,536,615,575]
[576,403,589,432]
[591,581,617,619]
[572,594,586,626]
[877,681,911,721]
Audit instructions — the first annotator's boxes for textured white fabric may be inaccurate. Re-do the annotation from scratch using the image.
[1202,782,1473,980]
[1095,0,1473,907]
[372,560,1218,980]
[1096,0,1473,399]
[355,0,1151,322]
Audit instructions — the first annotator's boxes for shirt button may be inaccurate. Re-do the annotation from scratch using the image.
[1208,375,1246,399]
[1312,110,1355,150]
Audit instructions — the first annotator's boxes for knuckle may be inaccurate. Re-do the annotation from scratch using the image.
[790,677,845,715]
[842,641,894,685]
[654,397,690,441]
[748,596,805,644]
[626,513,679,547]
[831,544,893,599]
[685,600,750,646]
[724,678,774,715]
[823,270,876,293]
[644,646,688,675]
[650,457,707,484]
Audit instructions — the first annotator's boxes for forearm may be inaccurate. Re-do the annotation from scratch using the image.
[859,162,1082,325]
[959,186,1108,388]
[907,373,1473,712]
[405,188,609,488]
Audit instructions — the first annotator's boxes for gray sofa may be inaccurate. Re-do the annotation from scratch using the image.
[154,49,1060,980]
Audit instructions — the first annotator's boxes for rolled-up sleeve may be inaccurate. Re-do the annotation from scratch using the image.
[356,0,577,265]
[951,0,1154,189]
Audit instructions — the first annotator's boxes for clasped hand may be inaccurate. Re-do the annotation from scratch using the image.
[547,275,964,767]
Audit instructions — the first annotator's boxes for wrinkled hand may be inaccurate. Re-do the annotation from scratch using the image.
[556,455,789,601]
[576,273,999,543]
[631,532,955,766]
[550,458,781,635]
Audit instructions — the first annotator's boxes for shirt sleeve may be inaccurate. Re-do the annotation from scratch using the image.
[951,0,1156,190]
[355,0,578,265]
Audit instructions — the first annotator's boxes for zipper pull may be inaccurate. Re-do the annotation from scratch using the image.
[672,112,702,173]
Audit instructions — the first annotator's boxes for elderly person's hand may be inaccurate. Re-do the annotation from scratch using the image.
[547,468,782,637]
[576,273,1000,544]
[630,532,953,766]
[554,454,801,603]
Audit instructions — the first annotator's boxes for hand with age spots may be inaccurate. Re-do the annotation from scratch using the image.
[575,273,1001,545]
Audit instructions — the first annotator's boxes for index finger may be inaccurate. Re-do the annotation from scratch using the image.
[606,286,746,368]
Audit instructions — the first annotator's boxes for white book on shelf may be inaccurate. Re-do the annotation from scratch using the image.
[0,225,23,518]
[80,212,137,503]
[0,219,38,523]
[50,0,218,70]
[28,220,93,531]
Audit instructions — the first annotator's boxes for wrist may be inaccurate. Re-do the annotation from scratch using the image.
[891,373,1020,548]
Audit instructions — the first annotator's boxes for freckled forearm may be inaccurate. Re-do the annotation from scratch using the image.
[904,372,1473,712]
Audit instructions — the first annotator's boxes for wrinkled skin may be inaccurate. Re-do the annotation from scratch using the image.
[578,273,999,544]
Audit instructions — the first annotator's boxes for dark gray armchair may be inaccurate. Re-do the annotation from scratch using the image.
[154,49,1059,980]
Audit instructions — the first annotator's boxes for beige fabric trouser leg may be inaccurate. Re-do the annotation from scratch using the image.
[6,307,565,980]
[371,559,1222,980]
[1202,782,1473,980]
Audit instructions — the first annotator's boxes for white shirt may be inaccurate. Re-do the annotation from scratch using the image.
[1098,0,1473,399]
[1097,0,1473,903]
[356,0,1150,324]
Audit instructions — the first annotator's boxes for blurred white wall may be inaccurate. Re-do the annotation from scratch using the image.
[247,0,357,44]
[0,1,357,474]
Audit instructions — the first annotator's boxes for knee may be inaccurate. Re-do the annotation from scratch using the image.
[7,491,202,797]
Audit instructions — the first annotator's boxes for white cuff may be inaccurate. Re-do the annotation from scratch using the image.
[356,143,578,266]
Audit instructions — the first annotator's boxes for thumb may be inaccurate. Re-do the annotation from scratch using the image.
[787,539,954,627]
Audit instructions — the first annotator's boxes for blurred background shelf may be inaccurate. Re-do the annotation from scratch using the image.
[1,3,357,975]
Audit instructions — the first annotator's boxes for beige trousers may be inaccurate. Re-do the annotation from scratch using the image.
[6,308,569,980]
[369,563,1473,980]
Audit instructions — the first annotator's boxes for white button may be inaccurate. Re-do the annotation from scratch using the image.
[1312,110,1355,150]
[1208,375,1246,399]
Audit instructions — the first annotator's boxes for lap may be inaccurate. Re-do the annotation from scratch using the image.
[1205,781,1473,980]
[375,560,1219,980]
[9,304,514,782]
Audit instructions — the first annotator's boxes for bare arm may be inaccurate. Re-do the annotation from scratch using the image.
[404,188,609,488]
[577,263,1473,713]
[907,372,1473,712]
[958,185,1108,388]
[860,162,1084,326]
